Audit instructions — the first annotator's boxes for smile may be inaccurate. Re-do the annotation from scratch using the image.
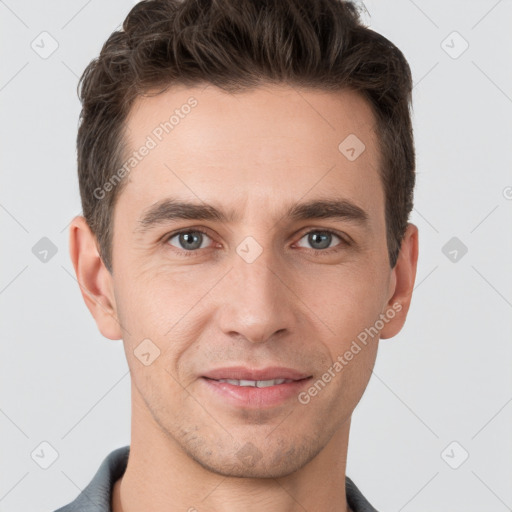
[214,378,294,387]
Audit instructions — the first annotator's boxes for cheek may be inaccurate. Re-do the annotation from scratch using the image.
[114,259,197,328]
[113,267,214,378]
[301,265,388,393]
[302,260,388,329]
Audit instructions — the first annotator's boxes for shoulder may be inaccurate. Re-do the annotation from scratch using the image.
[345,475,379,512]
[53,445,130,512]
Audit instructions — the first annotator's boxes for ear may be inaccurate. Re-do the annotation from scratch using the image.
[68,216,123,340]
[380,223,419,339]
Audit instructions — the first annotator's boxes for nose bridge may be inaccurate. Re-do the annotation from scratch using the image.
[217,236,294,344]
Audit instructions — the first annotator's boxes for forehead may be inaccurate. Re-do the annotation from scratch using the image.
[118,83,384,229]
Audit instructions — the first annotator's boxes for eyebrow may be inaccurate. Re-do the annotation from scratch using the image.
[135,197,369,234]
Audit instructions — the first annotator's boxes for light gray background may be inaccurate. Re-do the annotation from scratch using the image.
[1,0,511,510]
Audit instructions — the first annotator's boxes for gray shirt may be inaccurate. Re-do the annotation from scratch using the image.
[54,445,378,512]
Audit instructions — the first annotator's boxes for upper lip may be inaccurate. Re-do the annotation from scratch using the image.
[202,366,311,381]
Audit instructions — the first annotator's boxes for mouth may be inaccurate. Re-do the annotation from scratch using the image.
[201,366,311,382]
[200,367,313,408]
[206,378,297,387]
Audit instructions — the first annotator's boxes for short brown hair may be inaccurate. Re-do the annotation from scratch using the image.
[77,0,415,272]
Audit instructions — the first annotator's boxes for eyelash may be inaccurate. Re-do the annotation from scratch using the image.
[163,227,350,257]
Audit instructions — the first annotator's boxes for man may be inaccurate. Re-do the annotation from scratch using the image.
[56,0,418,510]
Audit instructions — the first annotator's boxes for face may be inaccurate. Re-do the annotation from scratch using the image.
[75,83,416,478]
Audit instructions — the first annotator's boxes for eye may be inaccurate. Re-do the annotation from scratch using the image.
[295,230,346,253]
[166,229,213,252]
[163,227,349,257]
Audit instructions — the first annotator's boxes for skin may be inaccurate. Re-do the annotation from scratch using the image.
[69,83,418,512]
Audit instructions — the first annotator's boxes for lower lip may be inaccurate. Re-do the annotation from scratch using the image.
[201,377,312,408]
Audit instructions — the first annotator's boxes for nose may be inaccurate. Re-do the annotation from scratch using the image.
[215,240,297,344]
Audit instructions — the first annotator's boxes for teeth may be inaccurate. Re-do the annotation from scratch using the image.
[216,378,293,387]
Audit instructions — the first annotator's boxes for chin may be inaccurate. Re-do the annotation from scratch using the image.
[186,438,321,479]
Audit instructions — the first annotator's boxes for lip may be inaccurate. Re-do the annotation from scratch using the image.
[201,377,312,409]
[200,367,313,409]
[201,366,311,381]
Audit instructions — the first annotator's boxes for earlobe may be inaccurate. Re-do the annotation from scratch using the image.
[380,223,419,340]
[68,216,123,340]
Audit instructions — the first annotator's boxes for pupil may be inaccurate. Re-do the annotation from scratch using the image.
[310,232,330,250]
[180,232,201,250]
